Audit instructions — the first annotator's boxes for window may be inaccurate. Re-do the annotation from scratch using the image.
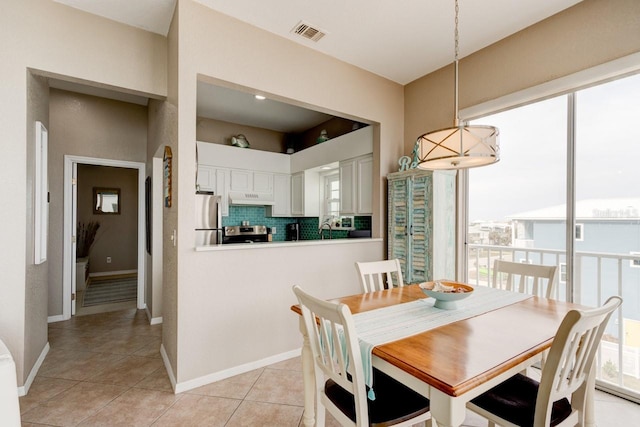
[323,173,340,220]
[465,69,640,403]
[559,263,567,284]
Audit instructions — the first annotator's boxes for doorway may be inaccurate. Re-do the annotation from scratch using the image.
[62,155,146,319]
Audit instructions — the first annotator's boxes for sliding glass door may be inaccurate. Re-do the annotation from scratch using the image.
[575,73,640,397]
[466,72,640,401]
[467,95,567,299]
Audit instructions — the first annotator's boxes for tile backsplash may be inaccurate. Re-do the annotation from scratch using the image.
[223,206,371,241]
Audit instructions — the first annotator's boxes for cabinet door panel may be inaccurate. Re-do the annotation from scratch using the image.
[388,177,409,279]
[197,165,216,191]
[356,155,373,214]
[253,171,273,193]
[272,174,291,216]
[291,173,304,216]
[230,170,251,191]
[409,175,432,283]
[339,160,356,214]
[216,169,229,216]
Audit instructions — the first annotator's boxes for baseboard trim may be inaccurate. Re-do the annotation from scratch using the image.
[173,348,301,394]
[47,314,66,323]
[145,307,163,325]
[18,342,50,396]
[160,344,177,393]
[89,269,137,278]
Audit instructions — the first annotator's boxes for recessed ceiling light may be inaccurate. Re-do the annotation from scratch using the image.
[255,95,266,100]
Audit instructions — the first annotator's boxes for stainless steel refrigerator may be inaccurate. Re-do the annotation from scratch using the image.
[195,191,222,246]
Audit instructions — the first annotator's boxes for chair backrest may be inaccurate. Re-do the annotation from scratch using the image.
[535,295,622,426]
[492,259,557,298]
[293,285,370,426]
[355,259,404,292]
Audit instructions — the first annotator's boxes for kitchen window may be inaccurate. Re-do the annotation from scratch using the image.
[323,173,340,219]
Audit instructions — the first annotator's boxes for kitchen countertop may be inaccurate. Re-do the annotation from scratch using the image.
[195,237,382,252]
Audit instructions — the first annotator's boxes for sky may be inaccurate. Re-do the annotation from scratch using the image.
[468,72,640,222]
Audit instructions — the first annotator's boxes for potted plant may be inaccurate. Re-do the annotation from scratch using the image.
[76,221,100,258]
[76,221,100,292]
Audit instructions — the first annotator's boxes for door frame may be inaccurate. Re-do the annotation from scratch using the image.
[63,155,146,320]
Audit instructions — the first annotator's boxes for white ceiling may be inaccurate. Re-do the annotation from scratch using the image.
[50,0,583,131]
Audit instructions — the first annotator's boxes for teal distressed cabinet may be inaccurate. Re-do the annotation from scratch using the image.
[387,169,456,283]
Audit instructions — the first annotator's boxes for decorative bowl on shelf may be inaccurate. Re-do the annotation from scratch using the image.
[418,280,474,310]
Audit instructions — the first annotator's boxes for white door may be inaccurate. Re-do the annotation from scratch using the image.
[71,162,78,315]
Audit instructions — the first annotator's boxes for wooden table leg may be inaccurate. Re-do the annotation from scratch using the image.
[429,389,466,427]
[299,317,316,427]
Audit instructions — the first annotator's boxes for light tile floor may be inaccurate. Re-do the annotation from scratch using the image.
[19,308,640,426]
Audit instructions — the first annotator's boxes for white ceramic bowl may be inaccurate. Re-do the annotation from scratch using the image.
[418,281,474,310]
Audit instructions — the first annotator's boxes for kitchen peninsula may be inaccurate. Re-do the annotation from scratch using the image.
[177,125,384,394]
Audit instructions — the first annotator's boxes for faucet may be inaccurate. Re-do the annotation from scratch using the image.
[319,221,332,240]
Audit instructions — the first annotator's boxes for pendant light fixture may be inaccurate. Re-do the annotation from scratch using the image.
[415,0,499,170]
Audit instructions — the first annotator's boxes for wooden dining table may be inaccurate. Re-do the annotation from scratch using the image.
[291,284,594,427]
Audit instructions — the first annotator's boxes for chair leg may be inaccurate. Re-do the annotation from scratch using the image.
[315,404,326,427]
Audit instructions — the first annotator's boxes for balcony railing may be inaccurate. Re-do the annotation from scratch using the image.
[467,243,640,403]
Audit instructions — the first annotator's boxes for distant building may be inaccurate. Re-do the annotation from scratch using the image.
[508,197,640,322]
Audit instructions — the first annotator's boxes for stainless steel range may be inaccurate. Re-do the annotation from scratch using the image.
[222,225,269,244]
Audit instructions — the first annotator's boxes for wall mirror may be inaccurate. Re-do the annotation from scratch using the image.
[93,187,121,214]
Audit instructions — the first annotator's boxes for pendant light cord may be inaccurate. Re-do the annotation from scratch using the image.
[454,0,460,127]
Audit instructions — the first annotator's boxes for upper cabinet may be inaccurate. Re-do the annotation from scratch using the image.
[197,125,373,218]
[230,170,273,194]
[339,154,373,215]
[291,171,320,217]
[266,173,291,217]
[197,165,230,216]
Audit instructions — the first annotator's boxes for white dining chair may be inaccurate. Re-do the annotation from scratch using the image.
[293,285,432,427]
[492,260,557,299]
[467,295,622,427]
[355,259,404,293]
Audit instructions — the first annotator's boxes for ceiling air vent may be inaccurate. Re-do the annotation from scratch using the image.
[291,21,326,42]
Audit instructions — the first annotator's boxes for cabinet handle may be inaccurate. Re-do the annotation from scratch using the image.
[404,225,408,236]
[409,224,413,235]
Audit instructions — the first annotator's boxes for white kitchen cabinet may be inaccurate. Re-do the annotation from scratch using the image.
[230,169,251,192]
[253,171,273,193]
[216,169,230,216]
[197,165,217,192]
[339,153,373,215]
[266,173,291,217]
[291,171,320,217]
[197,165,229,216]
[230,169,273,194]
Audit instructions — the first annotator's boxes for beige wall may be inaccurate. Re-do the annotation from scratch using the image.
[196,117,285,153]
[48,90,148,316]
[24,73,50,384]
[77,165,138,273]
[147,100,176,322]
[161,4,180,377]
[172,0,403,384]
[1,0,165,386]
[405,0,640,154]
